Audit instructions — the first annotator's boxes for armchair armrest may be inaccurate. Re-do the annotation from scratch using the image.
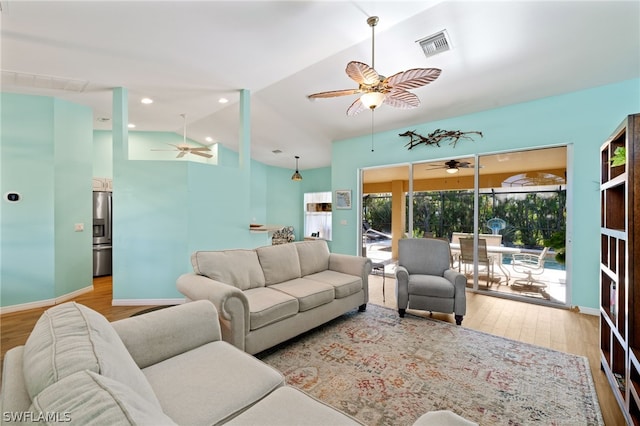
[511,253,539,266]
[395,265,410,310]
[111,300,221,369]
[444,268,467,316]
[176,273,250,351]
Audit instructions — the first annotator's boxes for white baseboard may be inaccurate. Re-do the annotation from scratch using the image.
[112,298,185,306]
[575,305,599,316]
[0,285,94,315]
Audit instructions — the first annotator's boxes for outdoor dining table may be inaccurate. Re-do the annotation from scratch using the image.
[449,243,521,283]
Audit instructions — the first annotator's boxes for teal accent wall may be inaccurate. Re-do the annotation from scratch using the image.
[330,79,640,309]
[1,93,93,307]
[93,130,113,178]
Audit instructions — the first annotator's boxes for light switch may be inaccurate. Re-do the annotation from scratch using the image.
[74,223,84,232]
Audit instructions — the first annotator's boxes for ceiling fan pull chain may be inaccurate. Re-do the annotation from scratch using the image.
[181,113,187,144]
[371,109,375,152]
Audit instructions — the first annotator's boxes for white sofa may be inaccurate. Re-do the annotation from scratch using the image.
[0,301,363,425]
[177,240,372,354]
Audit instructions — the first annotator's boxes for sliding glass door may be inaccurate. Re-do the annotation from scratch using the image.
[362,146,569,307]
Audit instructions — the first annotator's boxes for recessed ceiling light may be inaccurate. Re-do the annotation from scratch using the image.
[205,137,213,143]
[128,123,136,129]
[141,98,153,104]
[218,98,229,104]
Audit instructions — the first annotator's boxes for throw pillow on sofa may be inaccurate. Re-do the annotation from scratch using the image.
[30,370,176,425]
[22,302,160,408]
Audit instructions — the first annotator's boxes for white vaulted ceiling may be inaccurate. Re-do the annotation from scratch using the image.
[2,1,638,169]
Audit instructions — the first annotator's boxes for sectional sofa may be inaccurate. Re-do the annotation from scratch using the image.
[0,300,363,425]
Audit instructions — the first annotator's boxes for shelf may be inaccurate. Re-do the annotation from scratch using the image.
[249,224,284,234]
[600,113,640,424]
[601,173,628,190]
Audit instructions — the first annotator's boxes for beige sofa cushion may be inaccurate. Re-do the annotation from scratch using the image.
[256,243,301,285]
[226,386,362,425]
[269,278,335,312]
[245,287,299,331]
[22,302,160,408]
[191,250,265,290]
[143,341,284,425]
[295,240,330,276]
[304,270,363,299]
[30,370,176,425]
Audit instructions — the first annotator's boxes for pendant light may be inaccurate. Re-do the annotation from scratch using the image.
[291,156,303,181]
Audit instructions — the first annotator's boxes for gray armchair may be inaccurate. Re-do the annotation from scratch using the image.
[395,238,467,325]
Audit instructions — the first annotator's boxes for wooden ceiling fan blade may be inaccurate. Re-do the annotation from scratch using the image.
[346,61,380,86]
[384,90,420,109]
[176,151,187,158]
[386,68,442,90]
[308,88,360,99]
[346,97,366,116]
[191,151,213,158]
[189,146,211,152]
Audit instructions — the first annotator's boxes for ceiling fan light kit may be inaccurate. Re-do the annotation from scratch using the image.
[307,16,441,117]
[360,91,386,110]
[291,156,303,181]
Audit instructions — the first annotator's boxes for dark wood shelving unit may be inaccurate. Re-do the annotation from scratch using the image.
[600,113,640,425]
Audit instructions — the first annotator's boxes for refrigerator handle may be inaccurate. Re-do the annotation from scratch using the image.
[108,193,112,242]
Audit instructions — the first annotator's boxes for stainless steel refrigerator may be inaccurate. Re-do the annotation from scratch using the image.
[93,191,112,276]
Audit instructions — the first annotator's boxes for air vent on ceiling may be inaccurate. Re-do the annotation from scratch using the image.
[1,70,89,92]
[417,30,450,58]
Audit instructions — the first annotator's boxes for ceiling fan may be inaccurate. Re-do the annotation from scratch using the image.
[151,114,213,158]
[307,16,442,116]
[428,159,478,174]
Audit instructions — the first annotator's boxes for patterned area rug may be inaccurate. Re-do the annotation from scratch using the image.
[258,304,603,426]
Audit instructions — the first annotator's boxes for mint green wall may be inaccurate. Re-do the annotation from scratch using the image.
[265,167,305,240]
[331,79,640,309]
[1,93,93,307]
[53,100,93,297]
[301,167,331,193]
[93,130,113,178]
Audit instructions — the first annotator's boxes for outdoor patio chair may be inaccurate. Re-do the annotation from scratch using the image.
[395,238,467,325]
[458,237,495,286]
[511,247,550,289]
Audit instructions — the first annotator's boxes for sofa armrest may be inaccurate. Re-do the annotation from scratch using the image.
[176,273,250,352]
[111,300,221,369]
[0,346,32,414]
[444,268,467,316]
[329,253,372,303]
[395,265,410,310]
[329,253,371,277]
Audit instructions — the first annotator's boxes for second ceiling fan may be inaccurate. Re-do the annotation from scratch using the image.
[308,16,442,116]
[151,114,213,159]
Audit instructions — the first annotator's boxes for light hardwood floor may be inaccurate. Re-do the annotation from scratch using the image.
[0,275,624,425]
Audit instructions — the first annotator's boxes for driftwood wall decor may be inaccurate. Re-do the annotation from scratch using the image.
[399,129,483,150]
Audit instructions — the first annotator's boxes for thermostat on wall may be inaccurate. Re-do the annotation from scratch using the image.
[5,192,21,202]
